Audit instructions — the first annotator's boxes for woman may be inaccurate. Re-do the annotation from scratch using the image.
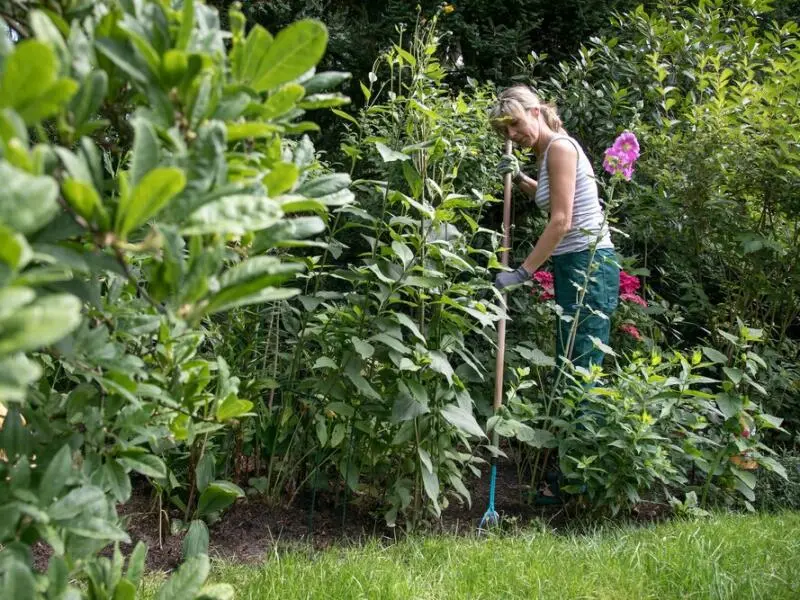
[490,85,619,372]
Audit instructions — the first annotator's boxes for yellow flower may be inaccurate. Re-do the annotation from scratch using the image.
[443,4,455,14]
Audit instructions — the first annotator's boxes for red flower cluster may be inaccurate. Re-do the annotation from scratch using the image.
[531,270,554,301]
[619,271,647,306]
[619,323,642,340]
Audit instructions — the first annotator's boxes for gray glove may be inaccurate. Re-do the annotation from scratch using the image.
[494,265,531,290]
[497,153,521,181]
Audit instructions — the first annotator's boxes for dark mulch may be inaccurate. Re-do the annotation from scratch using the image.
[31,455,671,573]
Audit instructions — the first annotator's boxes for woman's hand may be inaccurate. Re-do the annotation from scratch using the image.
[497,153,520,181]
[494,265,532,290]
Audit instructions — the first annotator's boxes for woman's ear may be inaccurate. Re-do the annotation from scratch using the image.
[529,106,540,119]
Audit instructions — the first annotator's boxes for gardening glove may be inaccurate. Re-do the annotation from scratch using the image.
[494,265,532,290]
[497,153,521,182]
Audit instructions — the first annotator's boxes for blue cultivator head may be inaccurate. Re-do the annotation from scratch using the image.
[478,462,500,533]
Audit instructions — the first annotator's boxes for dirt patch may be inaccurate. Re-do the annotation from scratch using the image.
[32,455,671,574]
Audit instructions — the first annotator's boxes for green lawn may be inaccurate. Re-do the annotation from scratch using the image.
[144,512,800,599]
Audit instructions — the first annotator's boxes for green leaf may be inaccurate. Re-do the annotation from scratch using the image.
[0,162,59,234]
[369,332,411,355]
[113,579,137,600]
[351,337,375,360]
[517,426,556,448]
[516,346,556,367]
[196,481,245,516]
[343,358,380,400]
[0,224,32,270]
[104,460,132,503]
[196,584,235,600]
[62,179,107,225]
[440,404,484,438]
[732,468,756,489]
[0,40,77,124]
[714,394,741,420]
[391,240,414,268]
[757,414,784,430]
[589,335,616,356]
[126,542,148,587]
[303,71,351,93]
[70,70,108,129]
[183,195,283,236]
[0,353,42,402]
[48,485,105,520]
[251,20,329,92]
[176,0,195,50]
[118,453,167,479]
[296,173,351,198]
[235,25,273,85]
[155,554,210,600]
[0,294,82,356]
[312,357,337,369]
[182,520,209,560]
[260,83,305,119]
[722,367,743,386]
[5,559,37,600]
[428,350,454,384]
[196,452,215,494]
[758,456,788,480]
[391,383,429,422]
[330,423,346,448]
[394,313,425,343]
[263,162,299,196]
[315,415,328,446]
[216,396,253,421]
[39,445,72,504]
[421,468,439,508]
[375,141,411,162]
[130,117,160,187]
[418,447,433,474]
[298,93,350,109]
[226,121,280,141]
[116,167,186,238]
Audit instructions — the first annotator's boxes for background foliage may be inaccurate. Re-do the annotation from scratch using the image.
[1,0,798,597]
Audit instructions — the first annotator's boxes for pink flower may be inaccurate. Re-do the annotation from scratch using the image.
[620,292,648,307]
[620,323,642,341]
[619,271,641,295]
[531,270,554,301]
[603,131,640,180]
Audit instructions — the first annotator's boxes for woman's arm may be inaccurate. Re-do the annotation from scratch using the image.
[520,140,577,274]
[517,172,538,197]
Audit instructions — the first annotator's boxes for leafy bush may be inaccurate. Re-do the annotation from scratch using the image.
[0,0,350,595]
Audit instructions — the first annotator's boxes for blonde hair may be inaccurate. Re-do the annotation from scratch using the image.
[490,85,565,137]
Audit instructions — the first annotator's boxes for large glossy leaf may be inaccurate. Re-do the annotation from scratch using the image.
[183,195,283,235]
[251,20,328,92]
[0,40,78,124]
[0,163,59,234]
[48,486,105,521]
[155,554,209,600]
[260,83,305,119]
[118,452,167,479]
[130,117,160,186]
[439,404,485,438]
[196,481,244,517]
[0,294,82,356]
[39,445,72,504]
[182,520,209,560]
[116,167,186,238]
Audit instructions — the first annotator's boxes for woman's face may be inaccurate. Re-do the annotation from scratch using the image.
[505,107,540,149]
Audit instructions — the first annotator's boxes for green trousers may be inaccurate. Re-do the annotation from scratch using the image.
[552,248,619,370]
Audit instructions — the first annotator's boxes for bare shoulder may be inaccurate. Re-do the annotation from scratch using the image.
[547,138,578,171]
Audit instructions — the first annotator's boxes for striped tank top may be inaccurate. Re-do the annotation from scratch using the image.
[534,135,613,256]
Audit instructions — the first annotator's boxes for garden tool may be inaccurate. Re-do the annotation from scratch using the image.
[479,139,514,531]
